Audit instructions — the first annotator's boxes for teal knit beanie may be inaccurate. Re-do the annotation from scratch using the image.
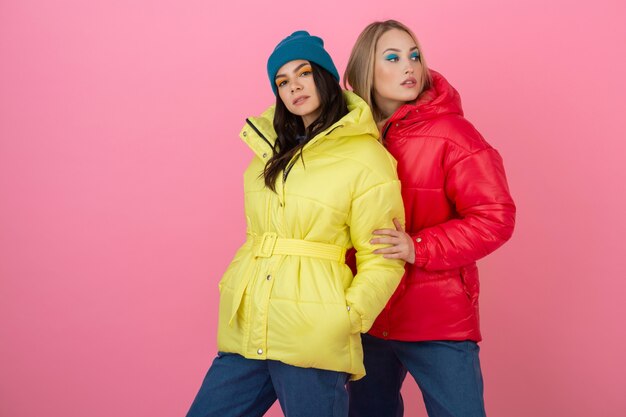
[267,30,339,95]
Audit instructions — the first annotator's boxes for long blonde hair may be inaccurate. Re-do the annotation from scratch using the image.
[344,20,432,122]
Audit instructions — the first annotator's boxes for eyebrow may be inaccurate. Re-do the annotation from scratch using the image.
[381,46,418,54]
[275,62,311,79]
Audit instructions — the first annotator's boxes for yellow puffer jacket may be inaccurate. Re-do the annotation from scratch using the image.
[217,91,405,380]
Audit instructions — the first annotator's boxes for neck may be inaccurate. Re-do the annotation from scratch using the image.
[374,95,405,121]
[302,107,322,129]
[376,117,390,132]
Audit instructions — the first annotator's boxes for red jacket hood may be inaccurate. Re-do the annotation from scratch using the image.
[388,70,464,126]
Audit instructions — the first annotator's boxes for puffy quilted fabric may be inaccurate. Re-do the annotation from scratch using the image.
[217,91,405,380]
[368,71,516,342]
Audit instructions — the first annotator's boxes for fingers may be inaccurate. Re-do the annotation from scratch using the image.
[374,246,406,254]
[368,220,410,262]
[382,253,407,259]
[371,233,411,245]
[370,236,400,245]
[372,228,397,236]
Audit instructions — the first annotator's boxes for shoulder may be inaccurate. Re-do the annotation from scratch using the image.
[423,114,492,155]
[334,133,397,170]
[343,135,400,192]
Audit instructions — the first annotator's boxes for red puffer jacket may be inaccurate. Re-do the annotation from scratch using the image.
[367,70,516,342]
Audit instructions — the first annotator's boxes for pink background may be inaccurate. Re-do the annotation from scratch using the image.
[1,0,625,416]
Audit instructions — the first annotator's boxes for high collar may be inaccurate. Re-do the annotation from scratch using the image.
[387,70,464,126]
[240,91,379,161]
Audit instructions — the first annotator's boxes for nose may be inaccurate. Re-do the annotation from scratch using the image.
[404,65,414,75]
[290,80,303,93]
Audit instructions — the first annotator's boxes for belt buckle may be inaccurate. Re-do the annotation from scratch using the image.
[256,232,277,258]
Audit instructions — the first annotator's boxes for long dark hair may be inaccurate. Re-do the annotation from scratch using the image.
[263,62,348,191]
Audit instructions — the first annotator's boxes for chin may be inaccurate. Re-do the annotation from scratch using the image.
[400,91,420,101]
[288,108,306,117]
[294,109,311,118]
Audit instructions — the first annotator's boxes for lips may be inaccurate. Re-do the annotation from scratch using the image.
[292,96,309,105]
[401,77,417,87]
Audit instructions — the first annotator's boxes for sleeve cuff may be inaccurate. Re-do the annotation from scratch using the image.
[413,235,428,267]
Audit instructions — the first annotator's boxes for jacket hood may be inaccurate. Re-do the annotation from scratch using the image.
[388,70,464,124]
[240,91,379,160]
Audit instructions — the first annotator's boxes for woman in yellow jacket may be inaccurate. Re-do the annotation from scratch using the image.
[186,30,406,417]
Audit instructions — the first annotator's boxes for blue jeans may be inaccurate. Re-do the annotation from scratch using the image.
[186,352,349,417]
[348,334,486,417]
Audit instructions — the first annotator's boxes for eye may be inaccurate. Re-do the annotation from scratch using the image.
[385,53,400,62]
[297,66,313,77]
[410,51,420,61]
[275,78,288,88]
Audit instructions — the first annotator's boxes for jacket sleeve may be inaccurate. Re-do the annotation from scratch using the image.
[412,147,516,270]
[345,180,406,333]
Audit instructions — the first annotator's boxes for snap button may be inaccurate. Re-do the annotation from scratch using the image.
[346,306,351,311]
[416,237,422,243]
[243,131,247,137]
[262,153,267,158]
[382,331,389,337]
[266,275,272,281]
[257,348,263,355]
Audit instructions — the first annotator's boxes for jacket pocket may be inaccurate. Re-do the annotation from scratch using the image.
[218,240,254,291]
[218,261,240,292]
[459,264,479,302]
[348,306,362,334]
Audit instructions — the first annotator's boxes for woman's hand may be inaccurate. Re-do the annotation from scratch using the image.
[370,218,415,264]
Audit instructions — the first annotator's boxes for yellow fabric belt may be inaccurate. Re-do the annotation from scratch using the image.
[228,233,346,326]
[252,232,346,263]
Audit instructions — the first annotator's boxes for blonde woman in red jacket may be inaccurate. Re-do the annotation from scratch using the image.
[344,20,516,417]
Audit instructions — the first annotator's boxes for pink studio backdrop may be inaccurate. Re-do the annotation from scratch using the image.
[1,1,625,416]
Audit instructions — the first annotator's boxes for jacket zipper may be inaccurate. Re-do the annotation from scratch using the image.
[283,156,298,183]
[246,118,276,154]
[381,121,392,141]
[245,117,292,183]
[246,118,284,210]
